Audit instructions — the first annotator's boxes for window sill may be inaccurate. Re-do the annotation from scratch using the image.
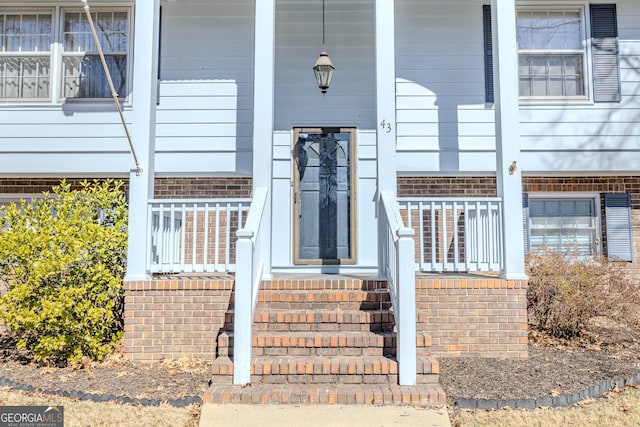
[519,97,593,108]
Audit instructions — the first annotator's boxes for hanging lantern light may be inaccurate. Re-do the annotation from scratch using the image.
[313,0,334,94]
[313,51,335,94]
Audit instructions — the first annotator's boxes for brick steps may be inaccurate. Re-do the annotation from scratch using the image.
[203,383,446,406]
[250,309,395,332]
[211,355,439,385]
[217,331,433,357]
[209,276,444,406]
[256,289,392,311]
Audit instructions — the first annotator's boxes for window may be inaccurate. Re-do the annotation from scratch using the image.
[0,12,53,100]
[517,9,586,98]
[0,7,130,102]
[528,197,599,256]
[62,10,129,99]
[484,4,620,103]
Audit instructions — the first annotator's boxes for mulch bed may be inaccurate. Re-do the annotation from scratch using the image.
[440,322,640,407]
[0,320,639,407]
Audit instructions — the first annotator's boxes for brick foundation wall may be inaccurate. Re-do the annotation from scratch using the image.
[0,178,129,194]
[123,279,234,361]
[416,277,528,359]
[154,178,252,199]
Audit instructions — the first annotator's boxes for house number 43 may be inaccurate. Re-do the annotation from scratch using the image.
[379,120,392,133]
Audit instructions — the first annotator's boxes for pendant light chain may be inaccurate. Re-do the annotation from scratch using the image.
[322,0,325,47]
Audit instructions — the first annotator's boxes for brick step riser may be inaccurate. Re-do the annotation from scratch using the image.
[251,374,400,385]
[203,384,446,406]
[223,347,395,358]
[224,313,395,325]
[257,291,391,304]
[251,323,395,332]
[209,371,439,384]
[260,282,388,291]
[255,302,392,311]
[252,312,395,324]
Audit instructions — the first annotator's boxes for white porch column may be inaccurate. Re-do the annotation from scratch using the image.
[124,0,160,281]
[375,0,397,196]
[491,0,527,279]
[252,0,275,278]
[376,0,398,279]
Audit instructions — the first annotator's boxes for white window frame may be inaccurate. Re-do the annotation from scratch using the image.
[0,5,132,105]
[528,193,602,257]
[0,9,55,102]
[517,4,591,102]
[59,7,131,102]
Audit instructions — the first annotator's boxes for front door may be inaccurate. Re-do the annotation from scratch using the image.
[293,128,356,265]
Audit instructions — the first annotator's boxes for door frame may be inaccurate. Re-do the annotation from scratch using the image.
[292,127,358,265]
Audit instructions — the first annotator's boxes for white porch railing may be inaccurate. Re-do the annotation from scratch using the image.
[232,187,268,385]
[378,191,417,386]
[398,197,504,272]
[147,198,251,273]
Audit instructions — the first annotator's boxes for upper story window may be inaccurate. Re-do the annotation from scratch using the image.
[517,9,586,99]
[0,7,130,103]
[62,10,128,99]
[484,4,620,103]
[0,12,53,100]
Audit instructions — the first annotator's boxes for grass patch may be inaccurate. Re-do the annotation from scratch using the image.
[0,388,198,427]
[453,386,640,427]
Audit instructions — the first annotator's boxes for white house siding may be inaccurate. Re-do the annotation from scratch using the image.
[395,0,640,175]
[0,107,132,175]
[156,0,255,176]
[520,0,640,174]
[270,0,378,271]
[395,0,495,174]
[274,0,376,130]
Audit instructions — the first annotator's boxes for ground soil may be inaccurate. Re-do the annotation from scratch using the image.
[0,318,639,408]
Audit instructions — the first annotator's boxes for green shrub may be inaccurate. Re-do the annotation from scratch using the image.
[527,248,640,339]
[0,180,127,365]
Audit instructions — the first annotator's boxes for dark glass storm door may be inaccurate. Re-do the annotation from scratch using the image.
[293,128,356,265]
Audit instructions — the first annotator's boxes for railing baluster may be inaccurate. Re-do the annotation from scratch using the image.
[169,204,176,271]
[225,202,231,271]
[442,201,448,270]
[453,201,459,270]
[215,204,220,272]
[418,201,425,271]
[430,201,436,271]
[146,204,153,272]
[203,203,210,272]
[180,204,186,271]
[158,204,165,271]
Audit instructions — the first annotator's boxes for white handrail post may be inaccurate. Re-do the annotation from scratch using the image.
[233,229,253,385]
[397,226,416,386]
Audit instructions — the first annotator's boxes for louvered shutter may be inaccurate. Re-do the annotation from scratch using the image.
[483,5,494,103]
[590,4,620,102]
[605,194,633,261]
[522,193,530,255]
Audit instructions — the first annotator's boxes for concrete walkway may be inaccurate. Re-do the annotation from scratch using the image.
[200,404,451,427]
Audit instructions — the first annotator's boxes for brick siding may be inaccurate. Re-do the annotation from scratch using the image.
[154,177,252,199]
[416,277,528,359]
[0,178,129,194]
[123,278,234,360]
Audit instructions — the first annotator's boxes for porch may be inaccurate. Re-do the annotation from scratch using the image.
[122,191,527,390]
